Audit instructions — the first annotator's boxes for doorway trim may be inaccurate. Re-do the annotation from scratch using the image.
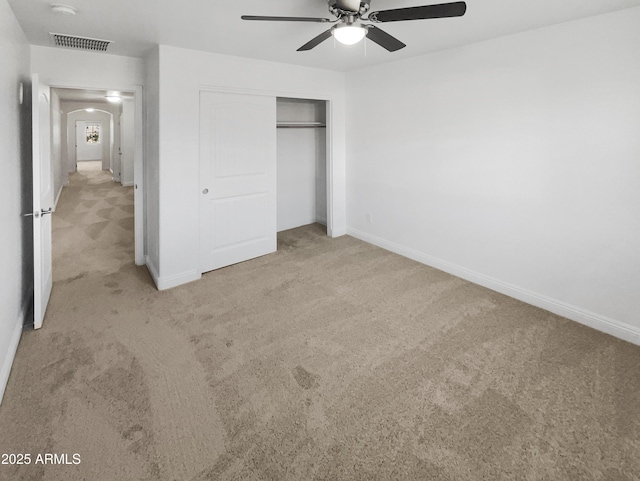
[67,109,113,174]
[49,83,144,266]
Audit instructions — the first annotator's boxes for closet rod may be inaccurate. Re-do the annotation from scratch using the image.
[277,124,326,129]
[277,121,326,129]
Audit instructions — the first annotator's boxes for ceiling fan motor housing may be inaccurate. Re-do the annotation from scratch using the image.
[328,0,371,16]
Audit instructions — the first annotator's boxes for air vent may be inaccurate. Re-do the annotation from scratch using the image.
[49,33,112,52]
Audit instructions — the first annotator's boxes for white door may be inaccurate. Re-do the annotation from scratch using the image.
[199,91,276,273]
[118,112,124,183]
[133,89,144,266]
[31,74,53,329]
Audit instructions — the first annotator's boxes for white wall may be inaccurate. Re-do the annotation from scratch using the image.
[144,47,160,277]
[31,46,144,88]
[0,0,31,404]
[346,7,640,343]
[277,127,317,231]
[150,45,346,289]
[315,127,327,226]
[121,98,135,186]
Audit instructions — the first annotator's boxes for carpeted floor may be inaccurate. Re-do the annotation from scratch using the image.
[51,160,135,283]
[1,163,639,480]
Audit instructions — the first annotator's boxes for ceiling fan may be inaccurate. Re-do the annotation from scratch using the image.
[241,0,467,52]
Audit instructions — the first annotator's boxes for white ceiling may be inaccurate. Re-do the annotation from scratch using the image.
[8,0,640,72]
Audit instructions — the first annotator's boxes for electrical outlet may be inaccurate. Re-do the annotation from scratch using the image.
[366,213,373,224]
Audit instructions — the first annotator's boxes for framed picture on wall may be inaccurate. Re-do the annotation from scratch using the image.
[86,123,101,144]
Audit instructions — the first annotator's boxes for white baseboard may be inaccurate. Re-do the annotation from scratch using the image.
[277,217,317,233]
[122,181,134,187]
[347,227,640,347]
[145,256,201,290]
[157,270,201,290]
[329,226,347,238]
[54,185,63,209]
[145,255,160,288]
[316,216,327,227]
[0,297,29,405]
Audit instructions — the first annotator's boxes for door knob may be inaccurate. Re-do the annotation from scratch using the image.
[202,188,209,194]
[23,207,52,218]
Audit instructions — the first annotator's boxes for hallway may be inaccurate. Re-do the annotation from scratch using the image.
[52,161,134,282]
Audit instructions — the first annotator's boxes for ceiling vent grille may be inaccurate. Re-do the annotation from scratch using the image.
[50,33,112,52]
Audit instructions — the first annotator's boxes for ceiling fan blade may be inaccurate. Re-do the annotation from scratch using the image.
[365,26,406,52]
[369,1,466,23]
[241,15,331,23]
[335,0,362,12]
[297,29,333,51]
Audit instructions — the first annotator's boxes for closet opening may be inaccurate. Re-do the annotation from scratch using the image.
[276,97,328,236]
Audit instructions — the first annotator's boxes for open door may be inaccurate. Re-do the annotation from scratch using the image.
[118,111,124,183]
[199,91,277,273]
[133,88,144,266]
[30,74,53,329]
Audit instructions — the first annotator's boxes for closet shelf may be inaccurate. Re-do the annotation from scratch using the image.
[277,121,326,129]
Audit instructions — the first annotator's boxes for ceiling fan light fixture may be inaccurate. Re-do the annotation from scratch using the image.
[50,4,77,16]
[332,23,367,45]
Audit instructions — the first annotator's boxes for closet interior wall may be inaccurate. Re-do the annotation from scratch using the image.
[276,97,327,233]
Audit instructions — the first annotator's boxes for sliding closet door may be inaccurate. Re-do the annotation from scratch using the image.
[199,91,277,273]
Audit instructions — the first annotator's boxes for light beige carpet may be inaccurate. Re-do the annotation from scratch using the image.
[51,160,134,283]
[1,166,639,480]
